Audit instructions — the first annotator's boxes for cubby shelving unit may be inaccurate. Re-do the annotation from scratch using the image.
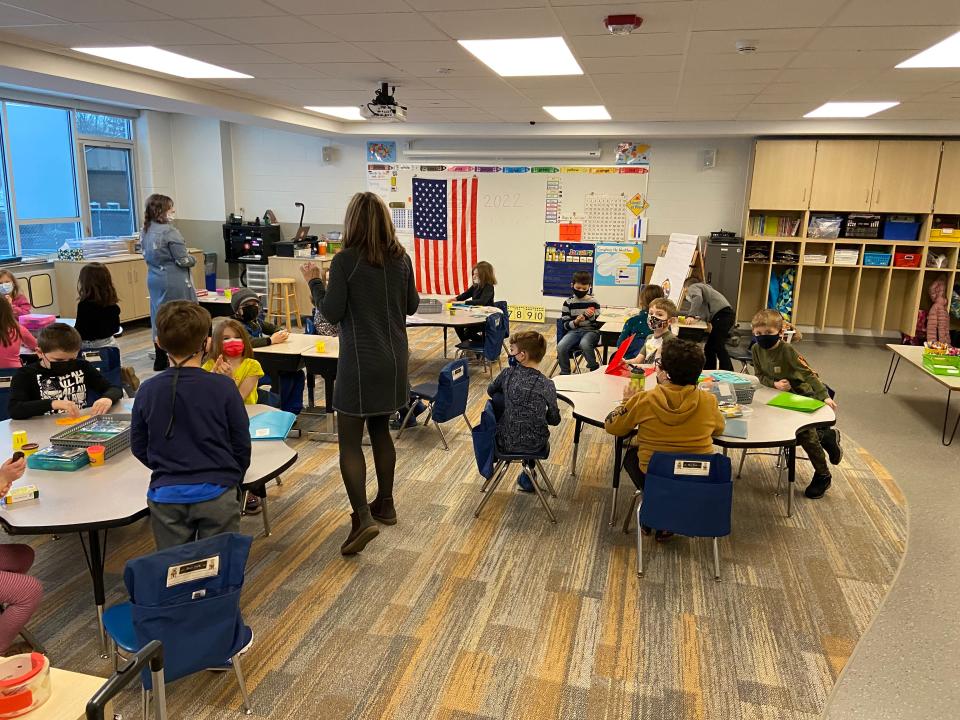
[740,139,960,336]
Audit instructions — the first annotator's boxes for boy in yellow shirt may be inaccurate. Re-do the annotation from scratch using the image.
[605,339,725,537]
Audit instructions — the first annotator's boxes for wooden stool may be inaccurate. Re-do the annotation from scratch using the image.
[268,278,301,329]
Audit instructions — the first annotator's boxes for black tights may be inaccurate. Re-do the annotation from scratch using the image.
[337,414,395,515]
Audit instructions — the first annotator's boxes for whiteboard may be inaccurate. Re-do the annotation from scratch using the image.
[385,165,650,311]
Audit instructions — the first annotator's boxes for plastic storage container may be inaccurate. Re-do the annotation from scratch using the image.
[49,415,132,459]
[19,315,55,332]
[844,214,882,238]
[204,252,217,291]
[0,653,51,718]
[930,226,960,241]
[26,446,90,471]
[894,252,922,268]
[883,216,921,241]
[863,252,892,267]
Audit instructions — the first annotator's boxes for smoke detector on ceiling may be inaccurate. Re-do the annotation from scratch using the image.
[603,14,643,35]
[736,39,758,54]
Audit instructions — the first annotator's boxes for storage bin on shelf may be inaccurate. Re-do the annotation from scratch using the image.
[863,252,892,267]
[893,252,922,268]
[882,215,921,241]
[844,214,881,239]
[930,227,960,241]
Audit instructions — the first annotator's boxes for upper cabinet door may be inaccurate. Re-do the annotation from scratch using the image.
[934,141,960,214]
[749,140,818,210]
[870,141,941,213]
[809,140,879,211]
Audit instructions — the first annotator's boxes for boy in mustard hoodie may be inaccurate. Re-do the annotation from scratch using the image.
[605,339,725,536]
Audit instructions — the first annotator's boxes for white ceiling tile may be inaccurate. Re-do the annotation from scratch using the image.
[487,107,552,122]
[445,87,535,105]
[392,87,463,100]
[678,83,767,97]
[301,62,412,82]
[303,13,447,42]
[430,108,501,122]
[127,0,279,19]
[355,41,468,63]
[223,63,322,79]
[275,78,367,91]
[268,0,412,12]
[691,0,846,31]
[673,108,741,120]
[255,43,378,63]
[831,0,960,27]
[387,59,493,78]
[423,8,562,39]
[4,24,135,46]
[92,20,232,45]
[3,0,166,22]
[682,68,779,84]
[193,16,337,44]
[789,50,917,70]
[165,44,288,64]
[736,102,812,120]
[428,75,522,91]
[688,28,816,54]
[407,0,546,9]
[0,4,61,25]
[555,3,695,36]
[776,67,879,85]
[505,75,599,91]
[568,32,686,58]
[872,101,960,120]
[581,55,683,74]
[838,72,959,101]
[752,84,838,102]
[518,87,604,104]
[808,26,960,52]
[683,52,795,71]
[590,71,679,89]
[608,106,677,121]
[298,90,374,104]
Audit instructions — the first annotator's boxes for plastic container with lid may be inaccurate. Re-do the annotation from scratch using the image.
[0,653,51,717]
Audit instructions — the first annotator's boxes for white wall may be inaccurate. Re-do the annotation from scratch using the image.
[169,115,226,222]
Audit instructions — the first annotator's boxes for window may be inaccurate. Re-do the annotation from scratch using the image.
[84,146,136,236]
[77,111,133,140]
[0,127,12,258]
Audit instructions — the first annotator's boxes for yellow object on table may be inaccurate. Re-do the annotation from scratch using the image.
[315,340,326,353]
[54,415,90,426]
[11,430,27,451]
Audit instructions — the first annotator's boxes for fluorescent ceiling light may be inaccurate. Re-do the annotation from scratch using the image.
[458,37,582,77]
[804,101,899,118]
[304,106,365,121]
[896,30,960,68]
[73,46,251,78]
[543,105,611,121]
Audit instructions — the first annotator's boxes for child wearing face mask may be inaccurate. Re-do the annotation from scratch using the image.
[0,295,37,369]
[0,270,31,318]
[487,331,560,493]
[628,298,677,366]
[131,302,251,549]
[8,323,122,420]
[751,309,842,499]
[618,284,664,360]
[202,319,264,406]
[605,339,726,538]
[452,261,497,344]
[557,270,602,375]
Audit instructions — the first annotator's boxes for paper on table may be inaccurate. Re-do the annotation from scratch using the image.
[553,375,603,393]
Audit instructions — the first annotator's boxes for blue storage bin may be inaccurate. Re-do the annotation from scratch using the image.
[883,218,920,241]
[863,252,892,267]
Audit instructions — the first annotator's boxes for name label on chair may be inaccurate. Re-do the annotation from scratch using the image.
[674,460,710,476]
[83,352,102,362]
[0,377,10,389]
[452,366,465,381]
[166,555,220,587]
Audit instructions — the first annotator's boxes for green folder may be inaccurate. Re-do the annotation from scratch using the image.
[766,392,825,413]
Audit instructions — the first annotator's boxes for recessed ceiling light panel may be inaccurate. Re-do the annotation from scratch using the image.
[543,105,611,121]
[73,46,251,79]
[458,37,583,77]
[804,101,899,118]
[896,30,960,68]
[304,106,365,121]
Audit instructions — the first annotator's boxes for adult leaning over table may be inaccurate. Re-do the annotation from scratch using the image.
[313,192,419,555]
[142,194,197,371]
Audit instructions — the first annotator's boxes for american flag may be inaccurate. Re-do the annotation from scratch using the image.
[413,177,477,295]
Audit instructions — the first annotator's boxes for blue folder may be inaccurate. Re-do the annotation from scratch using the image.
[249,410,296,440]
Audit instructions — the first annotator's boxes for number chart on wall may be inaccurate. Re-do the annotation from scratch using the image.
[370,160,651,310]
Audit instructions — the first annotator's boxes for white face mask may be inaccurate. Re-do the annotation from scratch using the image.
[0,282,12,295]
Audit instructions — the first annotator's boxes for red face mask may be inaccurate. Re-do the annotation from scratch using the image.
[222,338,245,357]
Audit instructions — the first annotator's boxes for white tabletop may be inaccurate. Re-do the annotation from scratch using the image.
[252,332,319,357]
[406,306,497,328]
[0,404,297,534]
[301,337,340,360]
[886,344,960,390]
[599,317,709,336]
[555,367,835,446]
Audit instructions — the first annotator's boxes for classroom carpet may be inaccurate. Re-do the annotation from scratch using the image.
[15,322,906,720]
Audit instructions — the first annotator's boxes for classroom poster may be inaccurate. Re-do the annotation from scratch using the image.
[594,243,643,287]
[366,141,397,163]
[543,242,595,297]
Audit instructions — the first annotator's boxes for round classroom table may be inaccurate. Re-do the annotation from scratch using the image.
[0,403,297,655]
[554,367,836,522]
[596,307,710,362]
[406,306,499,357]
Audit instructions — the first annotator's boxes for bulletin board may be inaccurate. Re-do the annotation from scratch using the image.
[543,242,596,297]
[381,162,651,310]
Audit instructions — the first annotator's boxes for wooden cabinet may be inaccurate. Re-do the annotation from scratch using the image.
[55,254,152,322]
[934,141,960,214]
[809,140,879,211]
[870,140,941,212]
[129,261,151,320]
[112,261,139,322]
[749,140,817,210]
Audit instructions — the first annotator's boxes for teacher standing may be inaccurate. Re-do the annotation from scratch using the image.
[310,192,419,556]
[142,194,197,371]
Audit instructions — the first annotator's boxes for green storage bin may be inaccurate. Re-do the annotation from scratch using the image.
[923,355,960,376]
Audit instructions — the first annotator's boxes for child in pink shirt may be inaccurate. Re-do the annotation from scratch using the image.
[0,270,30,318]
[0,295,36,368]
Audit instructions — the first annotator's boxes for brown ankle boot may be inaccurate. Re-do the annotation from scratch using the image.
[369,496,397,525]
[340,511,379,555]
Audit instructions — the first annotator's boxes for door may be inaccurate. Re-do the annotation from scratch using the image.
[934,141,960,214]
[111,261,137,322]
[809,140,879,211]
[81,144,136,237]
[749,140,817,210]
[129,261,151,319]
[870,141,941,213]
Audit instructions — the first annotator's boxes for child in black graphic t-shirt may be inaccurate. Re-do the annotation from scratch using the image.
[8,323,122,420]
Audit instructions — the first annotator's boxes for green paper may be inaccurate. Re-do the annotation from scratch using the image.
[766,392,825,413]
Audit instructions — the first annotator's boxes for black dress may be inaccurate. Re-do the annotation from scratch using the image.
[317,247,419,416]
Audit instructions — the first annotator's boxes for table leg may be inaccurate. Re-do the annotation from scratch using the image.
[82,530,109,658]
[609,435,624,527]
[306,370,316,408]
[882,353,901,394]
[444,327,449,358]
[786,445,796,518]
[942,389,959,447]
[571,418,582,477]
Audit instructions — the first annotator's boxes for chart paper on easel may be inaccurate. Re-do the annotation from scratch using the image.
[650,233,699,302]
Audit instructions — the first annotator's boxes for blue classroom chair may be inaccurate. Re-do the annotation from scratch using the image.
[0,369,17,422]
[548,318,586,377]
[397,358,471,450]
[494,301,510,352]
[455,312,505,374]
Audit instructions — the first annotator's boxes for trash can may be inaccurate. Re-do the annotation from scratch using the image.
[204,252,217,291]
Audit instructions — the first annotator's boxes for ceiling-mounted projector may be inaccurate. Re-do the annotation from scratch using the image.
[360,82,407,122]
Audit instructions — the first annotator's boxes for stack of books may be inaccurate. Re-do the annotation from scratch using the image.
[749,215,802,237]
[833,248,860,266]
[803,253,828,264]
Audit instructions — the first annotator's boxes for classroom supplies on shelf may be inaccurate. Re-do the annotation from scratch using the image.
[249,410,297,440]
[748,214,801,237]
[26,445,90,471]
[803,252,828,264]
[49,415,131,459]
[863,252,892,267]
[833,247,860,266]
[1,484,40,505]
[844,214,882,239]
[766,392,826,413]
[926,251,947,268]
[883,215,921,241]
[807,215,843,239]
[931,217,959,240]
[894,252,922,268]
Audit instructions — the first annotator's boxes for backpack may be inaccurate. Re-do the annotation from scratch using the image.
[901,309,927,346]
